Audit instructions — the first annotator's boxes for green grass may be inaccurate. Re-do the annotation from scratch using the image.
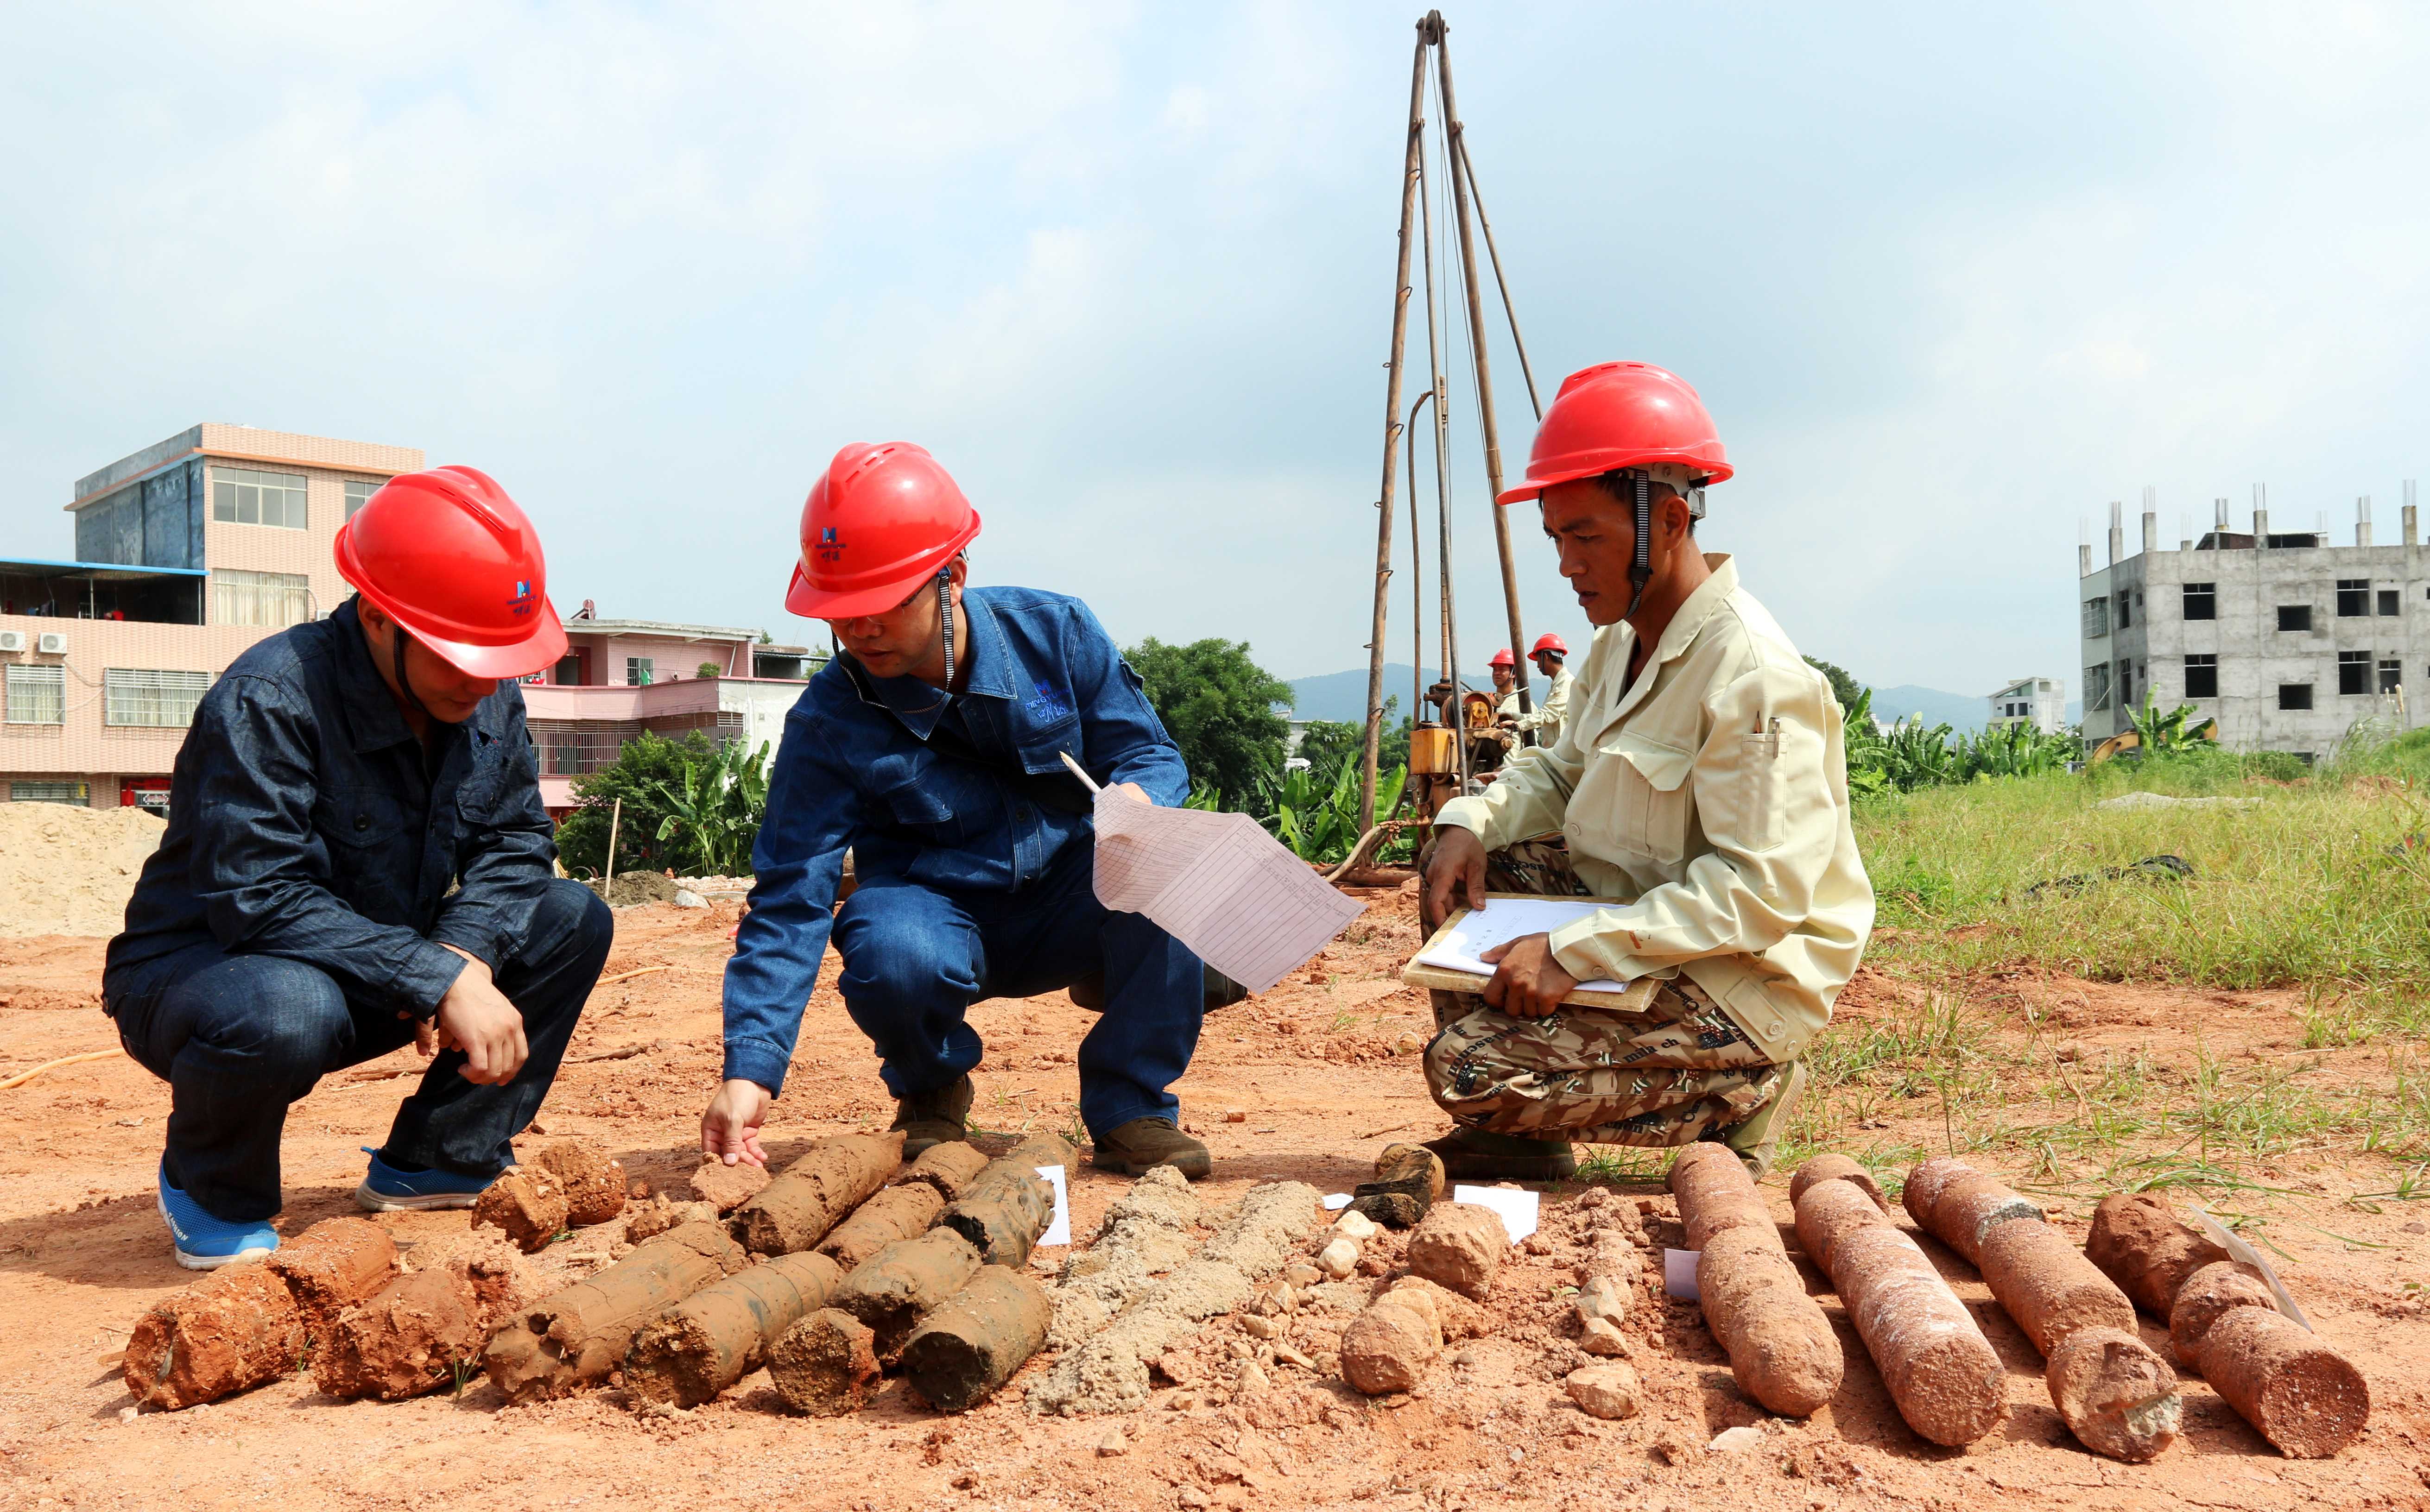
[1854,762,2430,1035]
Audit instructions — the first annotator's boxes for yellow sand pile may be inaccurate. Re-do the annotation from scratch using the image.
[0,802,165,937]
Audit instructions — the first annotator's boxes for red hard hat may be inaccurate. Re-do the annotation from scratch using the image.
[1488,647,1516,668]
[334,466,566,680]
[1495,361,1733,504]
[786,442,983,619]
[1531,632,1568,656]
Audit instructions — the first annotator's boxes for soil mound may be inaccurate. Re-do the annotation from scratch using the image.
[0,802,163,937]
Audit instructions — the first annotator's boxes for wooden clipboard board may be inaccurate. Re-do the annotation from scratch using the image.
[1400,891,1658,1012]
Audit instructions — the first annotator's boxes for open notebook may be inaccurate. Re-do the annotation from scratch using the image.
[1409,896,1629,993]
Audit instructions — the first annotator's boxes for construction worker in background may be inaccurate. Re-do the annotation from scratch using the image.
[105,470,613,1267]
[701,442,1217,1180]
[1416,362,1874,1179]
[1487,647,1522,720]
[1514,632,1572,738]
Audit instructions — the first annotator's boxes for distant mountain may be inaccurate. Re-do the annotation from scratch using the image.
[1286,664,1493,723]
[1866,684,2082,732]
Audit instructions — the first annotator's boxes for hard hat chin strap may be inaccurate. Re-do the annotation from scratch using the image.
[937,566,957,693]
[1625,471,1652,618]
[391,624,434,723]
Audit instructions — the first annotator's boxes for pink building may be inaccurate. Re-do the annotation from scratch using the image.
[2,425,819,814]
[1,425,420,808]
[525,608,817,814]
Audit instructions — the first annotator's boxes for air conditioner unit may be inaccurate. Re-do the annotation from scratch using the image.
[0,630,22,653]
[36,632,68,655]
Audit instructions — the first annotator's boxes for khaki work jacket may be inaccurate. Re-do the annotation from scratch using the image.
[1514,666,1573,736]
[1435,555,1873,1065]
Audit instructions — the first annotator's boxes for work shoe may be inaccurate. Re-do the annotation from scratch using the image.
[1719,1059,1809,1180]
[1090,1117,1212,1180]
[1067,964,1250,1014]
[354,1148,502,1212]
[158,1163,280,1271]
[891,1074,975,1159]
[1421,1125,1579,1182]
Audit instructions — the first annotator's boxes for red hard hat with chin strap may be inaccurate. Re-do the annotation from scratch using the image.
[1487,647,1516,669]
[334,466,566,680]
[1500,361,1730,617]
[786,442,982,619]
[1530,632,1568,657]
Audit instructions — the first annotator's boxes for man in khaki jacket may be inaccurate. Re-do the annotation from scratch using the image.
[1418,361,1873,1179]
[1512,633,1572,740]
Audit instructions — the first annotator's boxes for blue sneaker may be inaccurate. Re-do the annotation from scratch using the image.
[353,1148,504,1211]
[157,1163,280,1271]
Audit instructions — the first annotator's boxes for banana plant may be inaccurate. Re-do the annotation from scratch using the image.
[647,739,772,875]
[2127,691,2216,753]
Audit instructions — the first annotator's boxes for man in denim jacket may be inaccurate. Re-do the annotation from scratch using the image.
[105,468,612,1267]
[701,443,1213,1179]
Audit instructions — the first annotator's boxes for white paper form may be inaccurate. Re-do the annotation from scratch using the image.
[1412,897,1628,991]
[1069,756,1364,995]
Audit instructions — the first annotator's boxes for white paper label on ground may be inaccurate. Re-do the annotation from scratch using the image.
[1412,898,1628,992]
[2189,1203,2310,1330]
[1451,1184,1539,1243]
[1088,786,1365,995]
[1664,1247,1700,1301]
[1322,1192,1354,1210]
[1035,1164,1070,1247]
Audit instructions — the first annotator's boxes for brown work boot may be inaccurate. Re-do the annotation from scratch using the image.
[890,1074,974,1158]
[1090,1116,1212,1180]
[1720,1059,1808,1180]
[1421,1125,1579,1182]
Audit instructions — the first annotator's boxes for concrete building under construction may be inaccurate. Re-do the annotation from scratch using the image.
[2078,483,2422,759]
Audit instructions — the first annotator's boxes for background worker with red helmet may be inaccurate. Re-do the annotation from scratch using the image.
[700,442,1217,1181]
[1512,631,1573,738]
[1414,362,1875,1181]
[104,468,613,1267]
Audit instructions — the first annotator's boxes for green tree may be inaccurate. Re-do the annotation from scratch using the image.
[556,731,729,876]
[1803,656,1866,712]
[1123,637,1292,809]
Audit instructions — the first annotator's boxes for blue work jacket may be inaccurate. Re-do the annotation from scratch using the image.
[721,586,1187,1093]
[104,598,557,1016]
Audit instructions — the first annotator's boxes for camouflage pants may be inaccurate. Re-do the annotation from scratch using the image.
[1421,837,1789,1147]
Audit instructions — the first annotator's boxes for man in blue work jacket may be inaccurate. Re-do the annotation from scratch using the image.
[106,468,613,1267]
[700,442,1214,1179]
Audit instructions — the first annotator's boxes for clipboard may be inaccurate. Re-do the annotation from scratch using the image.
[1401,891,1658,1011]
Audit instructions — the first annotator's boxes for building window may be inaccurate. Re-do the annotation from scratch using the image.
[210,466,309,529]
[3,663,65,724]
[2118,660,2134,709]
[2336,580,2370,617]
[2380,589,2401,617]
[344,480,378,520]
[2084,664,2111,712]
[2277,604,2312,632]
[8,781,87,804]
[2082,598,2109,638]
[104,669,210,727]
[2381,659,2403,694]
[210,568,314,628]
[2116,592,2133,630]
[2278,683,2313,711]
[2337,651,2371,695]
[2182,582,2216,620]
[552,654,582,685]
[625,657,654,686]
[2184,655,2218,699]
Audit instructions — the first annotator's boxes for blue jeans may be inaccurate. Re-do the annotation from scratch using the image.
[831,844,1203,1139]
[108,877,613,1221]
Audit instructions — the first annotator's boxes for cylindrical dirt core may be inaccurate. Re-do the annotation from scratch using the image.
[1975,1216,2137,1356]
[2194,1306,2370,1459]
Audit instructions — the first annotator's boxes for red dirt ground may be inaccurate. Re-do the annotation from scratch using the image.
[3,889,2427,1511]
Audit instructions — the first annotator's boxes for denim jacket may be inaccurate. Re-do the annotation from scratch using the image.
[721,586,1186,1094]
[104,598,557,1017]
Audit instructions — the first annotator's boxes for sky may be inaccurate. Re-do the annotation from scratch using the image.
[4,2,2425,698]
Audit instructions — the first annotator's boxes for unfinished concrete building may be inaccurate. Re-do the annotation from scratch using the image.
[2078,483,2421,759]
